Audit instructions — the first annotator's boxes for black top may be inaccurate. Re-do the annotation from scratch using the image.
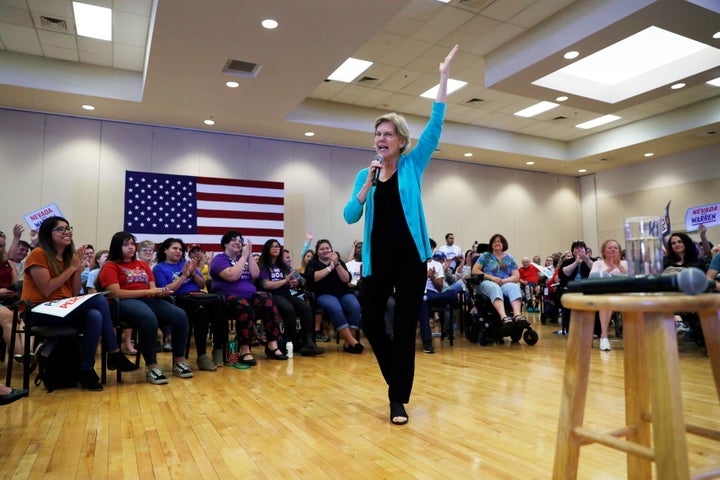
[370,172,418,270]
[306,258,352,298]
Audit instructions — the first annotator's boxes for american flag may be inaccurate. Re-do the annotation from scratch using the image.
[124,170,284,252]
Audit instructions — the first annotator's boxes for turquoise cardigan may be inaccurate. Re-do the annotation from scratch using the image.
[343,102,446,277]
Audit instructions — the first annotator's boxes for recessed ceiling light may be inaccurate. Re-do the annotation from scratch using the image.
[576,114,621,129]
[436,0,451,3]
[73,2,112,41]
[463,152,473,157]
[671,82,685,89]
[225,81,239,88]
[534,26,720,104]
[707,77,720,87]
[261,19,278,29]
[564,51,579,60]
[644,152,654,157]
[578,169,587,173]
[526,161,535,165]
[328,58,373,83]
[304,132,315,137]
[514,101,559,118]
[203,118,215,126]
[556,96,568,102]
[714,32,720,39]
[420,79,468,99]
[81,104,95,110]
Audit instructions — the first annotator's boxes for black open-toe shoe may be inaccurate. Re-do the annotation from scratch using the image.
[264,346,288,360]
[390,402,408,425]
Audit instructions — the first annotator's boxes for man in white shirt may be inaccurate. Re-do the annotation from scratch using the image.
[346,241,363,291]
[437,233,463,273]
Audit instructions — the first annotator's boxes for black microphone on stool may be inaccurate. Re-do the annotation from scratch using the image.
[371,154,384,186]
[567,267,714,296]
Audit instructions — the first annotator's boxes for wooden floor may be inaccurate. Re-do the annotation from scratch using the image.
[1,313,719,479]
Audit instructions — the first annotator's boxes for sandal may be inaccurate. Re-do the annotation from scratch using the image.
[513,315,528,323]
[501,316,514,324]
[239,353,257,366]
[390,402,408,425]
[264,346,288,360]
[196,353,218,371]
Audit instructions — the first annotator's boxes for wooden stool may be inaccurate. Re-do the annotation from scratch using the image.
[553,293,720,480]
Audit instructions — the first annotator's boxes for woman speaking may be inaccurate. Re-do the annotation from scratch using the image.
[343,44,459,425]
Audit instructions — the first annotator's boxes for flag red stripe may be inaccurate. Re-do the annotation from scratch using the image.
[197,209,283,221]
[197,226,284,237]
[197,192,284,205]
[198,176,283,190]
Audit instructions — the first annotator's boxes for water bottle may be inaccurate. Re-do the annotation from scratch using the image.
[286,341,294,358]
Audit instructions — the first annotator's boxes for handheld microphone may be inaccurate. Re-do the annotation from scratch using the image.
[567,267,714,296]
[371,154,384,186]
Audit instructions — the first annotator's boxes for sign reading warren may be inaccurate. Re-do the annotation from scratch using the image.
[685,202,720,231]
[24,203,64,230]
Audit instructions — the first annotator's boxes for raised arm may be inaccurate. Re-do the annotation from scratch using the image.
[436,45,459,104]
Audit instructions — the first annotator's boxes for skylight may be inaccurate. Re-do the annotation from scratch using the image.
[533,26,720,104]
[420,79,467,99]
[328,58,373,83]
[73,2,112,41]
[514,101,559,118]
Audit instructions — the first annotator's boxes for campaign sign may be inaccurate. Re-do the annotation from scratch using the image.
[31,293,99,318]
[25,203,63,230]
[685,202,720,231]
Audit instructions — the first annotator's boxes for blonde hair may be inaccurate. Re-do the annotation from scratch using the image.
[375,112,411,154]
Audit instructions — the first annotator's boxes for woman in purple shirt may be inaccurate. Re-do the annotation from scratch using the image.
[209,230,287,365]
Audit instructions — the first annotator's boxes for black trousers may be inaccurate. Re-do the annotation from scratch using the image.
[361,259,426,404]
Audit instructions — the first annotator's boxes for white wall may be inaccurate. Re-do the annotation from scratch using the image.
[9,108,717,261]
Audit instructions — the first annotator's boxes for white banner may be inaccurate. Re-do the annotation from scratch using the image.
[24,203,64,230]
[31,293,101,318]
[684,202,720,232]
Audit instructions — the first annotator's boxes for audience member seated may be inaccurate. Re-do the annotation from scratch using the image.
[257,239,324,357]
[589,239,627,351]
[557,241,593,334]
[209,230,287,365]
[187,245,211,286]
[345,240,363,292]
[471,233,525,325]
[419,251,459,354]
[99,231,192,385]
[7,224,33,281]
[518,257,540,312]
[437,232,464,273]
[22,217,138,390]
[153,237,228,371]
[707,249,720,292]
[79,244,95,293]
[1,229,21,356]
[305,239,363,354]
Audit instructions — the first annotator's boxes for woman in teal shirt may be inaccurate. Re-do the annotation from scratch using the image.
[343,45,458,425]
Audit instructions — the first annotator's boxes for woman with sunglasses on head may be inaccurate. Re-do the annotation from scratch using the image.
[20,217,138,391]
[209,231,287,365]
[257,239,324,357]
[98,231,192,385]
[343,45,459,425]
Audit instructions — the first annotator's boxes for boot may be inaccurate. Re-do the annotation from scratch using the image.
[299,333,325,356]
[79,369,103,391]
[107,350,140,372]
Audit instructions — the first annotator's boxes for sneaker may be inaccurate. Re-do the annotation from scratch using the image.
[422,340,435,354]
[599,338,611,351]
[146,367,169,385]
[172,361,194,378]
[162,342,172,352]
[315,330,331,342]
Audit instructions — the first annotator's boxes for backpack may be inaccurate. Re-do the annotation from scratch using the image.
[34,336,82,392]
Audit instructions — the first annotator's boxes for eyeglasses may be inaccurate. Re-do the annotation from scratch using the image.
[230,237,243,243]
[52,226,73,233]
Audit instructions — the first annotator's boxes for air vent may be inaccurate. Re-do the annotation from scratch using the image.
[553,115,568,121]
[464,98,484,105]
[31,12,73,33]
[223,59,261,78]
[357,76,379,83]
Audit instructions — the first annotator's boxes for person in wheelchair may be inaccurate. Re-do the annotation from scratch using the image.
[471,233,527,329]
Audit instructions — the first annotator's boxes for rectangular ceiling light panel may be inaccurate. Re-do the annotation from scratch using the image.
[533,26,720,104]
[73,2,112,41]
